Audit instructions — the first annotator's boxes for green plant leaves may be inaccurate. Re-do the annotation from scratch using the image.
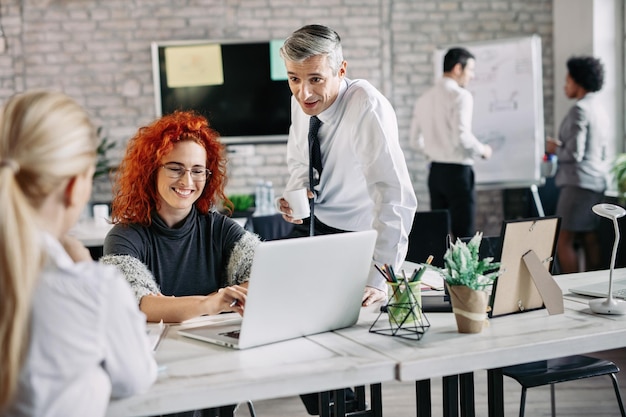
[94,127,116,179]
[435,232,501,291]
[228,194,255,212]
[611,153,626,203]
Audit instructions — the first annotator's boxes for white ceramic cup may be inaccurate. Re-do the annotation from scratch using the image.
[278,188,310,220]
[92,204,110,226]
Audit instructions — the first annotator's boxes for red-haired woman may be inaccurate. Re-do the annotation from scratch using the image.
[101,111,260,323]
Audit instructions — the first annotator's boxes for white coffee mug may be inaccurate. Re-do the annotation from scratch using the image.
[92,204,110,226]
[277,188,310,220]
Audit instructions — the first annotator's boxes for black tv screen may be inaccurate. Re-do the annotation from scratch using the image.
[151,39,292,144]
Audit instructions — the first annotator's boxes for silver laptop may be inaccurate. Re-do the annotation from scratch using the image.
[569,273,626,300]
[178,230,377,349]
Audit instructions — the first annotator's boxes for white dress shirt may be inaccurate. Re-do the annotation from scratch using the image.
[286,78,418,291]
[410,77,486,165]
[3,233,156,417]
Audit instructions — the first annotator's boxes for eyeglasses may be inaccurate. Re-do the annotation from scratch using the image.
[160,162,211,181]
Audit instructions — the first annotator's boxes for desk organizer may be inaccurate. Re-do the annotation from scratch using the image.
[369,282,430,340]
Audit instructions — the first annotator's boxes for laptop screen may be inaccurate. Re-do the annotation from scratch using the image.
[179,230,377,349]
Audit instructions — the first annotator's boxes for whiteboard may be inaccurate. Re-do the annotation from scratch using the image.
[434,36,544,188]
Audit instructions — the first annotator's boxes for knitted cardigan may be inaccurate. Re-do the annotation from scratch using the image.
[100,231,260,304]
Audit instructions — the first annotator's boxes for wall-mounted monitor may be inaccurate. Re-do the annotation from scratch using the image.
[151,39,292,144]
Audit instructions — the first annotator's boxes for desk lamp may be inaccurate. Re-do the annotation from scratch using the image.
[589,203,626,315]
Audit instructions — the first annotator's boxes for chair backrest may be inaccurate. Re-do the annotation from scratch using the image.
[459,235,502,262]
[250,213,294,241]
[406,210,451,268]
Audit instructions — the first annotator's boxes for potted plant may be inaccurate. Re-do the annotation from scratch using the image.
[87,127,116,220]
[611,153,626,204]
[225,194,255,217]
[433,232,500,333]
[94,126,116,180]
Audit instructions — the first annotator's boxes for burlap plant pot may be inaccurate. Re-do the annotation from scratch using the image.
[446,284,489,334]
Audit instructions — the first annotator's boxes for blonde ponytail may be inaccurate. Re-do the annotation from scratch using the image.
[0,91,97,409]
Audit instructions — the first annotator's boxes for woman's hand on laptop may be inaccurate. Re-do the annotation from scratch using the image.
[217,285,247,315]
[362,286,386,307]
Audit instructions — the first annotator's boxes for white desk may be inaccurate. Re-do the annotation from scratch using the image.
[335,269,626,417]
[106,315,395,417]
[69,218,114,247]
[232,217,248,228]
[106,270,626,417]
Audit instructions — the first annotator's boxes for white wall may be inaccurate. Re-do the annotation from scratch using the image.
[553,0,624,159]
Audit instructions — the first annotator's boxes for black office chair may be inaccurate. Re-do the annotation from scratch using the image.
[502,354,626,417]
[204,401,256,417]
[406,209,451,267]
[249,213,294,241]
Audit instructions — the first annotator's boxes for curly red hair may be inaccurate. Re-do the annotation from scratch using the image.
[111,111,230,226]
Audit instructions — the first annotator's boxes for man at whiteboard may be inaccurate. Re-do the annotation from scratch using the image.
[409,47,492,240]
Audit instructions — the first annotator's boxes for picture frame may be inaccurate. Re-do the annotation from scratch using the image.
[489,216,561,317]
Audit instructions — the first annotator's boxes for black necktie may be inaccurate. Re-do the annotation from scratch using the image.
[308,116,322,237]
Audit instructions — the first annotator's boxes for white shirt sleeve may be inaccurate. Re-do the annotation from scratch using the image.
[456,90,486,158]
[101,267,157,398]
[351,93,417,290]
[409,97,425,152]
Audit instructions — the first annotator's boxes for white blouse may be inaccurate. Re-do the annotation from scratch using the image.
[3,233,156,417]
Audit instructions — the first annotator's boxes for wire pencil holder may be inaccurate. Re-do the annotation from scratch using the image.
[369,281,430,340]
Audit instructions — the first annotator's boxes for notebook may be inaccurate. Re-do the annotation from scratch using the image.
[420,294,452,312]
[569,277,626,299]
[178,230,377,349]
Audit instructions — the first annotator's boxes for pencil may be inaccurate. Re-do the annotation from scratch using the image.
[411,255,434,282]
[374,264,390,282]
[401,269,409,285]
[387,264,397,282]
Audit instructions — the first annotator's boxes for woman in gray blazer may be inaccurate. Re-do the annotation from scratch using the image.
[546,56,609,273]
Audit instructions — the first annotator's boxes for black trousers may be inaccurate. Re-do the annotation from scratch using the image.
[288,216,348,238]
[428,162,476,240]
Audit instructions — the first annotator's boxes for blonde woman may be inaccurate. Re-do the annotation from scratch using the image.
[0,91,156,417]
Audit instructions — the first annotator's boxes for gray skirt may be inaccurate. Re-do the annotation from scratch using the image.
[556,186,604,232]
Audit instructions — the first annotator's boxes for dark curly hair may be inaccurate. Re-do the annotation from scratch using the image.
[111,110,231,226]
[567,56,604,92]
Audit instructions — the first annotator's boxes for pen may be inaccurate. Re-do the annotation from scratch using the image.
[229,299,239,308]
[375,264,391,282]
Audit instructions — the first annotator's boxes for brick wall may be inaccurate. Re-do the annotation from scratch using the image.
[0,0,559,235]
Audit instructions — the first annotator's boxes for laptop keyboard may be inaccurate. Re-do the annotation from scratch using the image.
[219,330,241,339]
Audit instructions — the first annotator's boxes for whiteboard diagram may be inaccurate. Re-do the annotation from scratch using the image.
[434,36,545,188]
